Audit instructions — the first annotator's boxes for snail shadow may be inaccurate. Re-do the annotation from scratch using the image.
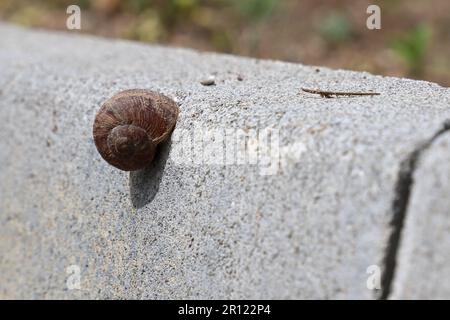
[129,140,172,209]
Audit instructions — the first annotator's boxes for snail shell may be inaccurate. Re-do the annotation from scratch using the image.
[93,89,179,171]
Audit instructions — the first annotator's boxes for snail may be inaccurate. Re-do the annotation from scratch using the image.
[93,89,179,171]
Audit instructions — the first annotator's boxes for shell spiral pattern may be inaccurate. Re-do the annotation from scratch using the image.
[93,89,179,171]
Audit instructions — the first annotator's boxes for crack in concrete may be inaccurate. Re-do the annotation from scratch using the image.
[380,120,450,299]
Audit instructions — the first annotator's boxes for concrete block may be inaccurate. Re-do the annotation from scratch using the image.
[391,131,450,299]
[0,23,449,299]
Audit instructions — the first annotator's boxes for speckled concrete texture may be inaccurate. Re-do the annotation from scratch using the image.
[0,24,449,299]
[391,131,450,299]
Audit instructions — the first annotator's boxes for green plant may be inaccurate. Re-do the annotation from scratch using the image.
[231,0,277,23]
[9,5,46,26]
[160,0,200,27]
[319,12,352,44]
[126,0,153,12]
[391,24,431,77]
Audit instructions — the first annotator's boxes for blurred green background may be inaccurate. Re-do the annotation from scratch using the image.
[1,0,449,86]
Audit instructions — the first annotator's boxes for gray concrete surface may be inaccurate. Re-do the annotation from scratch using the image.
[391,131,450,299]
[0,23,449,299]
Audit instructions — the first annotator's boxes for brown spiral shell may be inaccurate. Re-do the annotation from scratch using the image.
[93,89,179,171]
